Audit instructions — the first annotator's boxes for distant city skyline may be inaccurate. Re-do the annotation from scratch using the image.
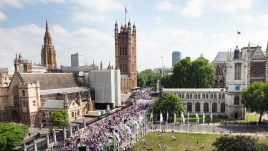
[0,0,268,71]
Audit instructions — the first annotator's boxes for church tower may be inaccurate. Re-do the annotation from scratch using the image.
[41,20,57,69]
[115,20,137,91]
[225,46,247,119]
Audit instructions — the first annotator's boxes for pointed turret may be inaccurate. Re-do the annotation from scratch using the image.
[133,22,136,34]
[64,93,69,109]
[107,61,111,69]
[128,19,131,31]
[14,54,20,73]
[87,92,93,111]
[115,20,118,34]
[77,92,82,106]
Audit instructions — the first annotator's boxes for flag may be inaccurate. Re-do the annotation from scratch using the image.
[150,112,153,122]
[210,113,213,122]
[166,111,169,123]
[196,113,199,123]
[237,31,241,34]
[125,7,127,13]
[181,113,185,123]
[187,112,189,123]
[202,112,205,124]
[160,112,163,123]
[173,112,176,124]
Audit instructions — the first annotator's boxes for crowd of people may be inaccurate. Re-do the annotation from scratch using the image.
[53,88,156,151]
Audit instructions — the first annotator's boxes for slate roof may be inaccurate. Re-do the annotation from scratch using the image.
[213,52,228,63]
[42,99,64,109]
[20,73,82,90]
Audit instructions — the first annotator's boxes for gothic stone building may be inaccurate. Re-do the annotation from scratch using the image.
[41,20,57,69]
[163,46,248,119]
[114,20,137,93]
[213,43,268,88]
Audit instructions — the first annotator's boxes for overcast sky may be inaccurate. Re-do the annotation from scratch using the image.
[0,0,268,71]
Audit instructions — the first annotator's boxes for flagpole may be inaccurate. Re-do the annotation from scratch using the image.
[160,112,162,132]
[180,114,182,133]
[124,6,127,25]
[203,113,205,134]
[196,113,198,133]
[187,112,189,133]
[173,112,175,132]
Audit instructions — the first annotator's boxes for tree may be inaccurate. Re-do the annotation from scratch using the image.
[137,73,147,88]
[162,57,215,88]
[137,69,159,88]
[242,81,268,123]
[50,109,69,128]
[213,135,268,151]
[191,57,215,88]
[161,75,173,88]
[0,123,28,151]
[152,92,184,116]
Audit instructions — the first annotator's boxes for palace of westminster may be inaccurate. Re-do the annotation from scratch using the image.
[0,17,268,126]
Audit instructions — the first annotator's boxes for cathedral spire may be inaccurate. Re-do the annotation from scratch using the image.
[41,19,57,69]
[46,19,48,32]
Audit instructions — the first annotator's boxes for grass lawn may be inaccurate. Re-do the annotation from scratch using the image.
[133,132,268,151]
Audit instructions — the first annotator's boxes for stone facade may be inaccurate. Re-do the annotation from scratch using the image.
[0,71,94,126]
[163,88,227,116]
[41,20,57,69]
[114,20,137,93]
[213,43,268,88]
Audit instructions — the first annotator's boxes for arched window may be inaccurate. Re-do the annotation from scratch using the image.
[187,102,192,113]
[195,102,200,113]
[234,63,241,80]
[204,102,209,113]
[220,103,225,113]
[22,90,25,96]
[234,96,239,105]
[212,103,217,113]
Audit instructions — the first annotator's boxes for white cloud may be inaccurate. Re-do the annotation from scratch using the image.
[0,0,65,8]
[0,24,114,68]
[73,0,123,12]
[156,0,175,11]
[234,13,268,27]
[71,12,106,22]
[181,0,252,17]
[0,11,6,21]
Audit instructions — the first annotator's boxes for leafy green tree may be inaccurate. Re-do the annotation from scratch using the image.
[242,81,268,123]
[50,109,69,128]
[137,73,147,88]
[0,123,28,151]
[137,69,159,88]
[161,75,173,88]
[152,92,184,116]
[191,57,215,88]
[162,57,215,88]
[172,57,192,88]
[213,135,268,151]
